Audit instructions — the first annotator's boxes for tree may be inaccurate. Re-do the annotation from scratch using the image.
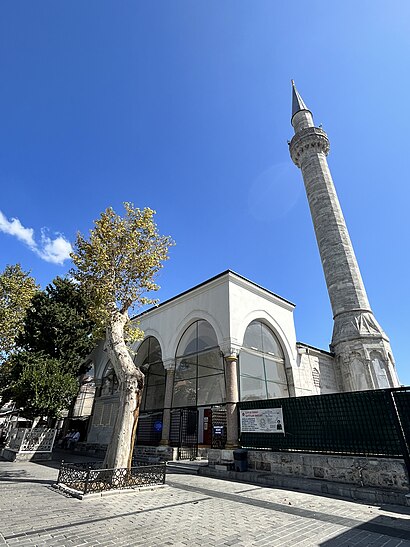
[0,277,97,420]
[0,264,39,363]
[2,352,79,420]
[71,203,173,469]
[18,276,98,376]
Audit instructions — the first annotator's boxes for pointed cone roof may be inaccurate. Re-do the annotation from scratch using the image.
[291,80,311,121]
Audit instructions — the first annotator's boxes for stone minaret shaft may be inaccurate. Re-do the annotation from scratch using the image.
[289,81,399,390]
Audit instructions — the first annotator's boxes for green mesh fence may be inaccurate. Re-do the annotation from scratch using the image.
[239,388,410,458]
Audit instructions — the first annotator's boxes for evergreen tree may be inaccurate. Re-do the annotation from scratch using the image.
[18,276,98,375]
[0,277,97,420]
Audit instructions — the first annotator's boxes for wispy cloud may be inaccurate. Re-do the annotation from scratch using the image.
[0,210,73,265]
[0,211,36,249]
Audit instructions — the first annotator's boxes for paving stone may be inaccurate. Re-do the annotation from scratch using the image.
[1,458,410,546]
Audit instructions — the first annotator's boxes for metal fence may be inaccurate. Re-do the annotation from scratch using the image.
[238,387,410,463]
[135,412,164,446]
[170,408,198,460]
[57,460,166,495]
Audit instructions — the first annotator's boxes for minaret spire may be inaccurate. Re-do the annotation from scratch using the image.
[289,82,399,391]
[291,80,310,120]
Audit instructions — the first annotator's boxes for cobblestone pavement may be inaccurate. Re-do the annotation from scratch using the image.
[1,456,410,546]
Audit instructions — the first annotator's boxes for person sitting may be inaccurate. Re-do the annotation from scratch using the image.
[67,430,80,450]
[61,430,73,449]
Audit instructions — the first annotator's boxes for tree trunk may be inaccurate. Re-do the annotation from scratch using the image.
[103,309,144,469]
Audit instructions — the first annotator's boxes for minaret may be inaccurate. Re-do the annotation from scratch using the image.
[289,81,399,391]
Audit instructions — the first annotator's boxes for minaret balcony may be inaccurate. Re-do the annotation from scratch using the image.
[289,126,330,167]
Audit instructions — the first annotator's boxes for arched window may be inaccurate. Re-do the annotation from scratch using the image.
[370,351,390,389]
[173,320,225,407]
[239,321,288,401]
[100,361,119,397]
[312,367,320,388]
[135,337,165,411]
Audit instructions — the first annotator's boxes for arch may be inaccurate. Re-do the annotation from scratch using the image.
[168,309,225,361]
[351,356,370,390]
[235,309,295,365]
[172,319,226,408]
[370,350,390,389]
[134,335,166,411]
[132,327,166,361]
[312,367,320,388]
[239,320,289,401]
[100,360,119,397]
[176,320,219,357]
[95,354,112,382]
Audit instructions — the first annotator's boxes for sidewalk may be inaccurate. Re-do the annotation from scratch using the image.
[1,451,410,546]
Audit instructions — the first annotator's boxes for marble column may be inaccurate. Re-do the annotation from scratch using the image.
[160,364,175,446]
[224,353,240,449]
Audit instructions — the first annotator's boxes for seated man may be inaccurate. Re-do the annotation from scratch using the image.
[61,430,73,449]
[67,430,80,450]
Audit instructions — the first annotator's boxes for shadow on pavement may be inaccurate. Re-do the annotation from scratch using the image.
[33,448,104,471]
[0,468,54,485]
[319,514,410,545]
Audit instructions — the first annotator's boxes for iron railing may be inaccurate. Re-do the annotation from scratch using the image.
[170,408,198,460]
[57,460,166,495]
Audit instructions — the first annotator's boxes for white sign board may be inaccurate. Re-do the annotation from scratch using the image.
[240,408,284,434]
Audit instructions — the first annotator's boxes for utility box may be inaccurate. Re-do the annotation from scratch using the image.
[233,449,248,472]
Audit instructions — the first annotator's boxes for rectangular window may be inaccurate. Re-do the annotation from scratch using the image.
[266,381,288,399]
[240,351,265,380]
[264,357,288,383]
[172,378,196,407]
[239,375,267,401]
[197,373,225,406]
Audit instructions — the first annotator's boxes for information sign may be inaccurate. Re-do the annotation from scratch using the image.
[240,408,284,433]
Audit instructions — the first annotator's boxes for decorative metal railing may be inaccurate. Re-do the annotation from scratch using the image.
[57,460,166,495]
[6,427,56,453]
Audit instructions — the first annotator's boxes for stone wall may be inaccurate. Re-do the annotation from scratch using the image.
[134,445,177,462]
[295,344,341,395]
[208,449,409,492]
[87,396,119,444]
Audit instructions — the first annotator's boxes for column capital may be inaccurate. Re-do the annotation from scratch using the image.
[162,359,175,371]
[221,343,241,360]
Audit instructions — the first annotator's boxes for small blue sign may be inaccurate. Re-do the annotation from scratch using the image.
[153,420,163,432]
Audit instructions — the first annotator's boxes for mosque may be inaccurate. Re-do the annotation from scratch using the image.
[75,83,400,457]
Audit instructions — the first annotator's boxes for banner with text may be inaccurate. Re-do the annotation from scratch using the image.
[240,408,284,434]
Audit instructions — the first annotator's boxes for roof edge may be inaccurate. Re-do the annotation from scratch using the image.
[132,270,295,321]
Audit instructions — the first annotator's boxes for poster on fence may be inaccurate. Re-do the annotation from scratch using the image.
[240,408,284,434]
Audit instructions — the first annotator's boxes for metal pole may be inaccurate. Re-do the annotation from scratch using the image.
[389,390,410,481]
[84,468,91,495]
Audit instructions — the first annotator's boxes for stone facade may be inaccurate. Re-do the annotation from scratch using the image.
[295,343,342,395]
[207,448,409,505]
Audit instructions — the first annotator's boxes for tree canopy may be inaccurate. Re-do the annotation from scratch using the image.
[18,276,98,375]
[2,352,79,420]
[70,203,173,468]
[0,264,38,363]
[71,203,173,333]
[0,276,97,419]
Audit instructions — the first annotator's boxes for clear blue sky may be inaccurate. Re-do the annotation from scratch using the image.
[1,1,409,383]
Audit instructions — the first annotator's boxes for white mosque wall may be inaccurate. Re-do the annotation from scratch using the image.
[84,272,340,446]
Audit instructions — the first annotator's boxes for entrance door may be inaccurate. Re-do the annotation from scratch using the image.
[203,408,212,445]
[170,408,198,460]
[211,407,227,449]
